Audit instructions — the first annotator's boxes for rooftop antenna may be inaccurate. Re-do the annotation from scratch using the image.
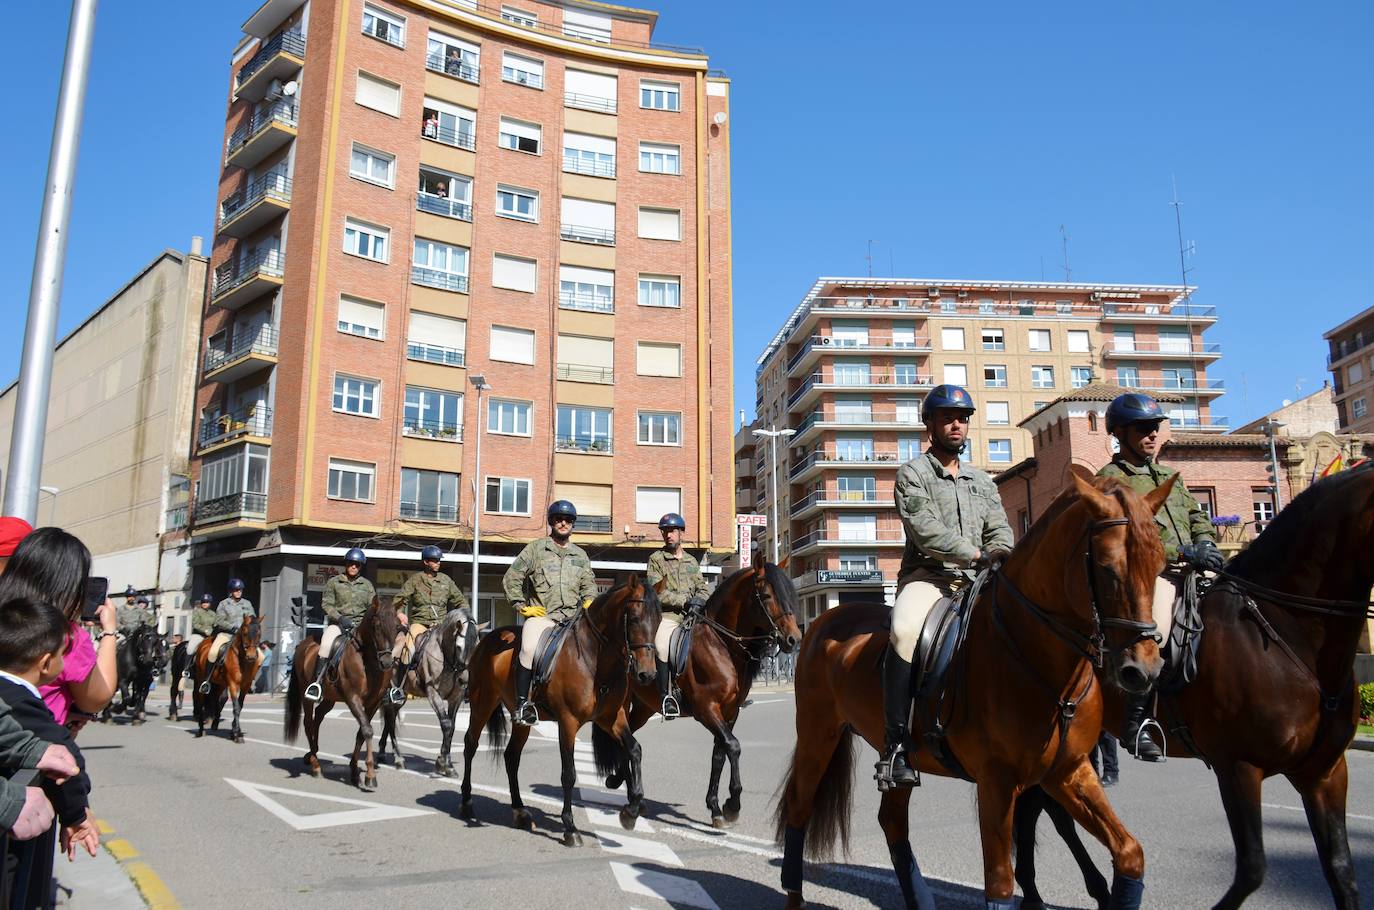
[1171,176,1202,414]
[1059,225,1072,282]
[866,240,877,278]
[889,249,895,278]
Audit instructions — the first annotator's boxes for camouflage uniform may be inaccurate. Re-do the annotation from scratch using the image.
[646,548,710,660]
[505,537,598,670]
[320,573,376,659]
[393,570,469,660]
[209,596,255,661]
[187,606,216,660]
[116,605,155,636]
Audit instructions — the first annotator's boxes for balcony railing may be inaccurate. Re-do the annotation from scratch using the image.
[400,501,459,523]
[1118,377,1226,392]
[790,490,889,516]
[556,363,614,384]
[416,192,472,221]
[555,435,613,455]
[564,92,617,114]
[227,100,298,158]
[788,449,902,478]
[558,292,614,314]
[1171,416,1230,430]
[786,334,932,372]
[560,224,616,246]
[578,514,612,533]
[562,155,616,178]
[787,371,934,408]
[792,527,906,551]
[795,408,921,435]
[213,249,284,299]
[200,407,272,448]
[1328,334,1372,367]
[411,266,469,293]
[204,327,279,375]
[193,492,267,524]
[502,69,544,89]
[236,30,305,89]
[406,341,465,367]
[164,505,189,532]
[221,175,291,227]
[424,52,479,84]
[1103,341,1222,356]
[422,121,476,151]
[402,417,464,442]
[984,378,1009,388]
[1102,302,1217,320]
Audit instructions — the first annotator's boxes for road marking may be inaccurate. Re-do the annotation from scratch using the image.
[105,838,138,861]
[224,778,434,830]
[593,829,684,866]
[126,860,179,910]
[1263,801,1374,823]
[577,787,655,833]
[609,862,719,909]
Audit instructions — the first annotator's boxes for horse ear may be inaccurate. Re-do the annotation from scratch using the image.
[653,578,667,595]
[1070,468,1113,518]
[776,555,790,571]
[1068,463,1095,484]
[1142,473,1178,515]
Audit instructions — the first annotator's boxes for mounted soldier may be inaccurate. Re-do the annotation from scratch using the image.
[1099,392,1222,761]
[202,579,256,695]
[116,591,156,637]
[182,593,217,679]
[392,545,470,686]
[305,548,378,703]
[504,500,599,726]
[645,513,710,719]
[881,383,1014,789]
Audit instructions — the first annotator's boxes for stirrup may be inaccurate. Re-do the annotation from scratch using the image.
[386,686,406,707]
[874,748,919,791]
[197,680,211,695]
[1130,718,1167,763]
[661,693,680,720]
[513,699,538,727]
[303,681,323,703]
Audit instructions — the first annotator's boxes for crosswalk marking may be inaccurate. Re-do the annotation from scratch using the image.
[224,778,433,830]
[609,862,719,910]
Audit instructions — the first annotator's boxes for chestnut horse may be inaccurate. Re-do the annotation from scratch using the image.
[192,614,263,743]
[600,560,803,828]
[458,576,659,846]
[774,468,1173,910]
[1014,461,1374,910]
[284,597,400,791]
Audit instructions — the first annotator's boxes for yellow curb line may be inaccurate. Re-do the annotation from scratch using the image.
[104,839,138,862]
[95,819,180,909]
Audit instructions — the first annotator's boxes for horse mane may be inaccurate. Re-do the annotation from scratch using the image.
[764,562,801,617]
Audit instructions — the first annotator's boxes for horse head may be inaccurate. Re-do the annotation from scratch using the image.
[594,575,658,687]
[237,613,263,658]
[364,596,399,671]
[749,559,803,653]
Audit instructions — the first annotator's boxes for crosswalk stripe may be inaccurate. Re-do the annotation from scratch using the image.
[592,829,683,867]
[608,862,719,909]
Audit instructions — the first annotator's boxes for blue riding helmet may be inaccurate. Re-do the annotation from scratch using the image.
[344,547,367,567]
[1105,393,1166,434]
[920,384,976,424]
[136,595,149,605]
[547,500,578,524]
[199,593,213,605]
[123,585,136,598]
[227,578,245,592]
[421,545,443,562]
[658,513,686,532]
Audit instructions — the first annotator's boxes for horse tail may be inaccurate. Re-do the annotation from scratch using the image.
[283,657,303,744]
[486,703,509,754]
[591,724,621,777]
[772,725,855,860]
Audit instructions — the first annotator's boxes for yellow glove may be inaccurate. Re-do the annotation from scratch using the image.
[518,604,546,618]
[582,598,593,610]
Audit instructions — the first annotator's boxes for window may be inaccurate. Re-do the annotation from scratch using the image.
[959,439,973,463]
[1031,365,1055,389]
[556,405,613,453]
[488,398,531,435]
[490,325,535,364]
[197,444,269,508]
[486,476,531,515]
[1253,491,1275,529]
[1113,328,1136,353]
[981,328,1004,351]
[1162,367,1197,390]
[333,374,379,417]
[557,334,615,383]
[563,7,611,42]
[834,436,873,461]
[638,275,680,309]
[984,364,1007,388]
[640,80,680,111]
[427,32,478,82]
[362,4,404,46]
[988,439,1012,464]
[940,327,965,351]
[837,553,878,572]
[1067,330,1091,354]
[492,254,537,293]
[498,117,541,154]
[328,458,375,502]
[1349,361,1365,385]
[344,218,388,262]
[1116,364,1140,388]
[891,322,919,348]
[400,468,459,522]
[893,361,918,385]
[559,266,614,313]
[1354,397,1368,420]
[555,483,613,529]
[1071,366,1092,389]
[831,320,869,346]
[637,341,682,377]
[417,167,471,220]
[976,299,995,314]
[422,98,475,149]
[1028,329,1052,352]
[835,474,876,502]
[562,198,616,245]
[943,364,968,386]
[895,399,921,424]
[836,514,877,542]
[338,295,384,339]
[1193,487,1215,520]
[403,387,462,440]
[635,487,681,523]
[639,142,681,175]
[833,360,870,384]
[898,436,921,461]
[1159,330,1191,354]
[502,52,543,88]
[638,411,681,446]
[349,144,395,187]
[565,69,617,113]
[563,132,615,178]
[986,402,1010,425]
[496,185,539,221]
[407,311,465,366]
[500,5,537,27]
[638,207,681,241]
[356,72,400,116]
[411,238,468,293]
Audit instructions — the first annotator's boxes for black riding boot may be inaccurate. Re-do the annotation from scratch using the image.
[878,647,918,789]
[200,651,227,695]
[304,649,332,702]
[657,659,680,719]
[513,662,537,726]
[1122,692,1163,761]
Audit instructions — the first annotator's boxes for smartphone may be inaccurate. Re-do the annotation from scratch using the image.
[81,577,108,622]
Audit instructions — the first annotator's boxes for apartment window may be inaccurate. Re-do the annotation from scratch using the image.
[556,405,613,453]
[563,132,616,178]
[557,334,615,383]
[892,322,918,348]
[1028,329,1052,352]
[502,52,543,88]
[197,444,269,507]
[490,325,535,364]
[559,266,614,313]
[400,468,459,522]
[496,185,539,221]
[1193,487,1216,520]
[988,439,1013,464]
[981,328,1004,351]
[834,436,872,461]
[333,374,379,417]
[411,239,468,293]
[959,439,973,463]
[562,198,616,245]
[486,476,531,515]
[407,311,465,366]
[1116,364,1140,388]
[986,401,1010,425]
[976,299,995,314]
[837,513,877,542]
[563,7,611,42]
[349,144,395,187]
[638,411,681,446]
[1353,397,1368,420]
[638,275,680,309]
[328,458,375,502]
[362,4,405,46]
[565,69,617,113]
[1071,366,1093,389]
[488,398,531,435]
[833,360,869,384]
[1056,300,1073,315]
[1349,361,1365,385]
[898,436,921,461]
[895,399,921,424]
[832,320,869,346]
[356,72,400,116]
[1031,365,1056,389]
[427,32,478,82]
[1253,490,1275,529]
[498,117,541,154]
[635,487,681,523]
[492,254,537,293]
[637,341,682,377]
[1113,328,1137,353]
[500,5,537,27]
[417,168,471,220]
[836,474,876,502]
[338,295,384,340]
[1160,330,1191,354]
[638,207,681,241]
[639,142,681,175]
[422,98,475,149]
[984,364,1007,388]
[943,364,968,386]
[403,387,462,440]
[941,327,965,351]
[343,218,389,262]
[1067,330,1091,354]
[640,80,680,111]
[893,361,918,385]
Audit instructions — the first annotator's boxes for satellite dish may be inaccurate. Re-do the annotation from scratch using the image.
[283,80,299,97]
[712,112,727,125]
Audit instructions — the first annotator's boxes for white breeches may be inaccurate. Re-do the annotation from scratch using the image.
[1153,575,1178,645]
[186,633,205,656]
[518,616,556,670]
[397,622,428,662]
[208,632,232,662]
[320,624,344,660]
[654,615,681,661]
[890,576,959,662]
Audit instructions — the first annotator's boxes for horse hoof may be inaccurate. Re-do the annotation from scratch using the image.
[618,807,640,830]
[310,767,322,779]
[457,802,475,821]
[784,891,805,910]
[513,809,533,831]
[194,730,203,738]
[394,758,405,770]
[360,777,377,793]
[723,799,741,822]
[604,773,623,790]
[233,735,244,744]
[561,830,583,848]
[711,815,728,829]
[442,766,457,779]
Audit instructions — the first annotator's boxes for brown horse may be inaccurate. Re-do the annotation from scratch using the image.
[1015,461,1374,910]
[284,597,400,791]
[774,468,1174,910]
[458,576,659,846]
[191,614,263,743]
[600,560,803,828]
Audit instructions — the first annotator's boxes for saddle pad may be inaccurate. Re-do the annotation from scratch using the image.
[532,620,574,688]
[668,622,694,677]
[912,596,962,699]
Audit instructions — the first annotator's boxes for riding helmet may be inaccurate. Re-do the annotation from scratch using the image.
[227,578,245,592]
[136,595,149,605]
[123,585,136,598]
[920,384,976,424]
[658,513,686,532]
[1105,393,1166,434]
[199,593,213,605]
[344,547,367,567]
[421,545,443,563]
[547,500,578,524]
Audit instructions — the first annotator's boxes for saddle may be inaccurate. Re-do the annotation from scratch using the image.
[909,571,990,781]
[531,615,578,689]
[668,618,695,677]
[1157,569,1204,694]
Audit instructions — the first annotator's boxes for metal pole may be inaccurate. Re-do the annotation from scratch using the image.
[769,430,780,565]
[1267,420,1285,511]
[470,385,484,625]
[4,0,98,523]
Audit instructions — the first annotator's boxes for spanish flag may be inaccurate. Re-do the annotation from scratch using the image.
[1320,454,1344,478]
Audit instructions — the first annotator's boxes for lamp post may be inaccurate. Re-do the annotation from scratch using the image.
[1262,418,1285,512]
[751,426,795,565]
[469,374,491,625]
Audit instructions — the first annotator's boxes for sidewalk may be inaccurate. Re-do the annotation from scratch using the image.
[52,817,174,910]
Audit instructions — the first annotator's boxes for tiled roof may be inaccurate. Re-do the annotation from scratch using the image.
[1019,383,1186,427]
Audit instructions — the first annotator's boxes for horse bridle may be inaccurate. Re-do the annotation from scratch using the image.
[1212,570,1374,620]
[579,594,655,677]
[702,573,796,656]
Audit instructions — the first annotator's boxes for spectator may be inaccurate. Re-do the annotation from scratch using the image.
[1092,731,1120,787]
[0,529,117,726]
[0,518,33,575]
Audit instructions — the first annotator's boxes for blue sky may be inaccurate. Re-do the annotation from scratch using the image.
[2,1,1369,427]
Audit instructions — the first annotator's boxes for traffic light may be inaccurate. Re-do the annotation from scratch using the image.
[290,596,306,626]
[1264,459,1278,497]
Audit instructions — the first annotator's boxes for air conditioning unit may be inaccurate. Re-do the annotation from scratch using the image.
[957,290,969,299]
[819,336,832,345]
[927,289,940,297]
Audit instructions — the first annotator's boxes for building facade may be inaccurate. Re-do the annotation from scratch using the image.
[0,245,209,633]
[1324,305,1374,434]
[749,278,1223,622]
[192,0,732,666]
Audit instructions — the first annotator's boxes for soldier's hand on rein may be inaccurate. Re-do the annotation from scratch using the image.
[338,616,355,633]
[519,604,546,618]
[582,598,593,610]
[973,549,1009,572]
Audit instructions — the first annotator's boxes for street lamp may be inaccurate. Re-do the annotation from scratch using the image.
[1262,418,1285,512]
[468,374,492,625]
[38,486,59,526]
[751,426,795,565]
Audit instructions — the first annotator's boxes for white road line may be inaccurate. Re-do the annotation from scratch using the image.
[1263,802,1374,823]
[592,829,684,866]
[224,777,434,830]
[609,862,719,910]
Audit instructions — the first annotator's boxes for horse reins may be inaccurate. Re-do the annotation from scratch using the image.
[700,576,794,660]
[576,594,655,682]
[1213,571,1374,620]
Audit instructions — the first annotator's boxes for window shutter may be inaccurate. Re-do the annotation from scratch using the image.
[637,342,681,377]
[490,325,535,364]
[635,487,681,523]
[561,198,615,231]
[564,132,616,156]
[637,208,680,240]
[356,72,400,115]
[558,334,614,368]
[555,482,612,515]
[565,69,616,100]
[492,254,537,292]
[559,265,613,289]
[339,296,384,333]
[408,311,465,348]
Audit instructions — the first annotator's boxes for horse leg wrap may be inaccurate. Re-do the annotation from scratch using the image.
[888,841,936,910]
[781,825,806,893]
[985,900,1016,910]
[1109,873,1145,910]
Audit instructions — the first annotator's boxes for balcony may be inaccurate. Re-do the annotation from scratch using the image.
[793,408,922,443]
[1328,334,1372,367]
[560,224,615,246]
[192,492,267,527]
[422,121,476,151]
[791,527,906,555]
[199,407,272,451]
[1119,376,1226,397]
[406,341,465,367]
[219,175,291,238]
[211,249,284,311]
[788,371,934,410]
[556,363,614,384]
[1101,341,1222,360]
[416,192,472,222]
[555,435,613,455]
[203,327,279,383]
[562,154,615,179]
[788,448,902,482]
[424,52,479,84]
[786,334,932,376]
[790,490,894,519]
[558,292,614,315]
[411,267,468,294]
[564,92,617,114]
[226,100,298,169]
[400,501,460,523]
[1171,416,1230,432]
[1100,302,1217,324]
[402,417,463,443]
[578,514,613,533]
[236,30,305,102]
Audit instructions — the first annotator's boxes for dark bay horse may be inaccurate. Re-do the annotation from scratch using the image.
[377,608,480,776]
[167,641,191,721]
[192,614,263,743]
[601,560,803,828]
[102,626,167,725]
[1015,462,1374,910]
[774,468,1173,910]
[458,577,659,846]
[284,597,400,791]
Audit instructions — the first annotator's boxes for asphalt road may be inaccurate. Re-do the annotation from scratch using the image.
[77,684,1373,909]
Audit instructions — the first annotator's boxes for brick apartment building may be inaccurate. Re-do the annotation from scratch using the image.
[187,0,732,662]
[1325,304,1374,434]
